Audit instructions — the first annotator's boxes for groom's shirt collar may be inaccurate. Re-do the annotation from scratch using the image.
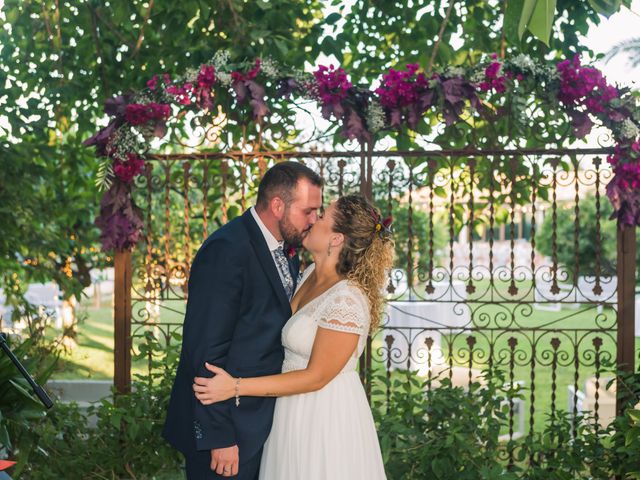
[250,206,284,251]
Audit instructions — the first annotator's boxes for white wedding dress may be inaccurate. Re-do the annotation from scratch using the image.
[259,264,387,480]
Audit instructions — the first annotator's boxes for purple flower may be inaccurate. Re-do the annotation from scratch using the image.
[276,77,299,98]
[83,94,131,156]
[95,181,144,251]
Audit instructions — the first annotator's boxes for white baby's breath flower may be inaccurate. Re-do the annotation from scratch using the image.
[470,69,485,84]
[445,66,466,78]
[261,57,280,79]
[620,118,639,139]
[366,99,386,134]
[183,67,199,83]
[217,72,233,87]
[544,65,561,81]
[107,126,144,162]
[511,53,535,71]
[132,91,152,104]
[211,50,230,71]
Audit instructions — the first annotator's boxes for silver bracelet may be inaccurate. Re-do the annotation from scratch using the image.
[235,377,242,407]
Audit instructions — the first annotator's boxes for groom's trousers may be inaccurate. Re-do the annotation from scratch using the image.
[184,447,262,480]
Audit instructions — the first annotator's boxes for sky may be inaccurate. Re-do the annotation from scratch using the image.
[581,0,640,88]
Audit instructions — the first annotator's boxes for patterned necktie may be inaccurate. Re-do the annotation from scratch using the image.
[273,246,295,300]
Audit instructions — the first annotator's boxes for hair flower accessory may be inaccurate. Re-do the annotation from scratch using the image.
[375,216,393,238]
[286,245,297,258]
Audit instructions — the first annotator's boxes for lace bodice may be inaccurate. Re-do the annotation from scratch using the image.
[281,264,370,373]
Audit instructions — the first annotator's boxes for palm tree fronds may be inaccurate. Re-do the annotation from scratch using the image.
[604,37,640,68]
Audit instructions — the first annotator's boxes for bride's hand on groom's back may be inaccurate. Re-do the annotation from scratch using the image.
[193,363,235,405]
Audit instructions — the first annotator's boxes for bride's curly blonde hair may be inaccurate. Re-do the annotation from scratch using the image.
[332,195,394,332]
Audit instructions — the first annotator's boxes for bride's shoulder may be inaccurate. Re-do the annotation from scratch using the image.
[336,280,369,307]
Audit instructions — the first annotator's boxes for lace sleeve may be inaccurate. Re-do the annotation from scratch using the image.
[316,284,370,335]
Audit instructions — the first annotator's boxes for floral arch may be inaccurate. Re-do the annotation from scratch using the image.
[85,51,640,252]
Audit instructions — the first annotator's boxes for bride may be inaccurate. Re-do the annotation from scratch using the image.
[193,194,393,479]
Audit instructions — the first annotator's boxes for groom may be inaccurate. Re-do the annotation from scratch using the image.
[163,161,323,479]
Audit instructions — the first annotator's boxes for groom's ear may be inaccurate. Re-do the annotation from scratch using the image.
[271,196,285,220]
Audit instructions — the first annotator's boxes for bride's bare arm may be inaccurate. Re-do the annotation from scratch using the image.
[193,324,360,404]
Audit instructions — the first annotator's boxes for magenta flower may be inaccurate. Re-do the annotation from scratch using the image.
[190,65,217,110]
[477,61,507,93]
[232,59,262,83]
[124,103,171,125]
[375,64,425,110]
[313,64,353,120]
[147,76,158,90]
[197,65,216,88]
[374,64,434,128]
[114,153,145,183]
[557,54,619,111]
[166,83,193,105]
[146,74,171,91]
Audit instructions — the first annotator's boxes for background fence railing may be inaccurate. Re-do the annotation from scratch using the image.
[113,147,637,442]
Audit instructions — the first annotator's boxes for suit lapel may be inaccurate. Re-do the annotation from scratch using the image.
[241,210,291,315]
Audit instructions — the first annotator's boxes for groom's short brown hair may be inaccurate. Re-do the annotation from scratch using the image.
[256,161,323,209]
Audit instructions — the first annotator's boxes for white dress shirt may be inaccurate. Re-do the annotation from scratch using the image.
[250,207,288,286]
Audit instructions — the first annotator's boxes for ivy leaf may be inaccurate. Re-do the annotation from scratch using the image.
[325,12,341,25]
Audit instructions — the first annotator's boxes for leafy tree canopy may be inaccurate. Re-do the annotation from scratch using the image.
[0,0,631,301]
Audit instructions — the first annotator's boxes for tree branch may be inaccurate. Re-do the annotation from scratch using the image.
[224,0,241,30]
[427,0,457,75]
[54,0,65,79]
[130,0,155,59]
[93,7,134,47]
[41,3,56,51]
[88,4,110,96]
[500,0,508,59]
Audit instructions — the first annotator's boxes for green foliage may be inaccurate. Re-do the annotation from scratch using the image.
[516,0,558,46]
[373,369,517,479]
[0,314,61,476]
[0,138,106,305]
[605,367,640,479]
[0,0,326,301]
[335,0,605,83]
[374,367,640,479]
[516,411,611,479]
[22,331,183,479]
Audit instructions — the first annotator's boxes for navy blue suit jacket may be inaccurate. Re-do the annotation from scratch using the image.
[163,209,299,464]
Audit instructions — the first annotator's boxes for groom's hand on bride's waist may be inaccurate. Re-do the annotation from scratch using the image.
[211,445,239,477]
